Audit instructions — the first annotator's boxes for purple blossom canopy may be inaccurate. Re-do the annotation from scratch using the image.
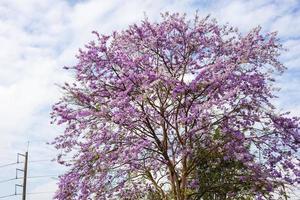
[51,13,300,200]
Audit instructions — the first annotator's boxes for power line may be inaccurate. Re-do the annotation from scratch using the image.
[28,175,59,179]
[0,148,70,199]
[0,158,72,184]
[0,178,16,184]
[0,158,74,169]
[0,191,56,199]
[27,191,56,195]
[0,194,16,199]
[0,175,61,184]
[29,159,56,163]
[0,162,18,169]
[0,159,56,169]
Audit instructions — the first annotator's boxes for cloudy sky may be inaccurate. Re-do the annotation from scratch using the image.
[0,0,299,199]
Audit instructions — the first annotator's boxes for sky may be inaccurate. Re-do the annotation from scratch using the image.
[0,0,299,199]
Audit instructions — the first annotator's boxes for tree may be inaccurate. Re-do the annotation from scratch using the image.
[51,13,300,200]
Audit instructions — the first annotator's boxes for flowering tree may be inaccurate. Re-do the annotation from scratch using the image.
[51,13,300,200]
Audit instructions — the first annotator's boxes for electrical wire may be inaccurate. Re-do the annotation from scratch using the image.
[28,175,59,179]
[0,162,19,169]
[27,191,56,195]
[0,178,16,184]
[28,158,74,163]
[0,194,16,199]
[0,158,72,184]
[0,191,56,199]
[0,159,58,168]
[0,142,69,198]
[0,175,61,184]
[29,159,56,163]
[0,158,74,169]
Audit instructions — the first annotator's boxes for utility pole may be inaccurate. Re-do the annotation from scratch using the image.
[15,152,28,200]
[22,152,28,200]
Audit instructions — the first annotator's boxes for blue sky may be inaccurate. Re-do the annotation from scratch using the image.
[0,0,299,199]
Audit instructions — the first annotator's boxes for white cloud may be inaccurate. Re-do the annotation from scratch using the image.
[272,12,300,38]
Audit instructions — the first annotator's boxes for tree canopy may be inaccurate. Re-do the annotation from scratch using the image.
[51,13,300,200]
